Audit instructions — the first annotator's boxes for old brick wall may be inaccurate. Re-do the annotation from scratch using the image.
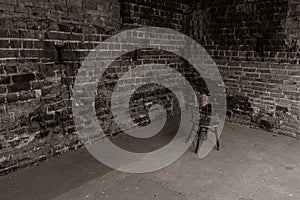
[286,0,300,51]
[0,0,193,174]
[191,0,300,137]
[1,0,299,174]
[0,0,121,173]
[120,0,191,31]
[97,0,194,135]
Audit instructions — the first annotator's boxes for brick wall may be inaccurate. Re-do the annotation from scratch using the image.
[1,0,300,174]
[120,0,191,32]
[191,0,288,51]
[97,0,193,136]
[0,0,121,173]
[191,0,300,137]
[286,0,300,51]
[0,0,192,174]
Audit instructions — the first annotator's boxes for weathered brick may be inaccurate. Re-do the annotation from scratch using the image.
[0,76,10,84]
[7,83,31,92]
[0,85,6,93]
[20,50,43,57]
[22,41,34,49]
[0,0,298,175]
[0,94,5,103]
[32,81,44,89]
[19,91,35,101]
[12,73,35,83]
[14,5,30,13]
[6,93,18,102]
[0,40,10,48]
[0,50,19,58]
[10,40,21,48]
[0,30,19,38]
[4,65,17,74]
[0,3,14,12]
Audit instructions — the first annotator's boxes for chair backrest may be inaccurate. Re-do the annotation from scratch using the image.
[199,94,211,119]
[199,94,211,107]
[189,94,212,120]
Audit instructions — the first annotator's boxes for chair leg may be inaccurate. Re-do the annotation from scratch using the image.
[214,127,220,151]
[195,128,202,154]
[195,132,200,154]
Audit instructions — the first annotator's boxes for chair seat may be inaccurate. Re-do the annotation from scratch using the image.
[190,119,219,128]
[201,124,219,128]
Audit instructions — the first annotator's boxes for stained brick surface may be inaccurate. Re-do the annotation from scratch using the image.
[191,0,300,137]
[0,0,191,174]
[0,0,121,174]
[0,0,299,174]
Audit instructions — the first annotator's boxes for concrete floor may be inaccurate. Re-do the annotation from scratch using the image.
[0,122,300,200]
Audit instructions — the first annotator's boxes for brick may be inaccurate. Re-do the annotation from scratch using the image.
[14,5,29,13]
[0,50,19,58]
[0,85,6,93]
[19,30,39,39]
[6,93,18,102]
[245,73,259,78]
[0,94,4,103]
[32,81,44,89]
[67,0,82,8]
[0,76,10,84]
[0,0,17,5]
[42,85,61,96]
[10,40,21,48]
[34,41,44,49]
[257,69,271,73]
[12,73,35,83]
[83,0,98,10]
[48,101,66,112]
[0,30,19,38]
[4,65,17,74]
[0,3,14,12]
[46,32,69,40]
[19,91,35,101]
[20,50,43,57]
[288,70,300,76]
[68,33,83,41]
[22,41,34,49]
[7,83,31,92]
[0,40,9,48]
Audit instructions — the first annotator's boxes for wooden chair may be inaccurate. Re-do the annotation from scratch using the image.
[186,94,220,153]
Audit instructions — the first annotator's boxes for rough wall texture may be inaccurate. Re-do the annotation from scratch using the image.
[92,0,192,137]
[1,0,300,174]
[191,0,300,137]
[120,0,191,32]
[286,0,300,51]
[0,0,191,174]
[0,0,121,173]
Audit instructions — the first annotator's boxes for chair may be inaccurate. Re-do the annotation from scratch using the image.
[186,94,220,153]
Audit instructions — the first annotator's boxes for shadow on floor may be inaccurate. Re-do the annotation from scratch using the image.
[1,120,300,200]
[0,115,183,200]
